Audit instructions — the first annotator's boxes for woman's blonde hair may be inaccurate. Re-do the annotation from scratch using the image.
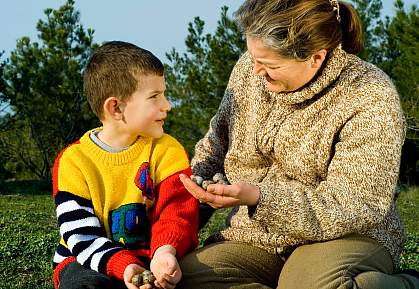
[234,0,363,60]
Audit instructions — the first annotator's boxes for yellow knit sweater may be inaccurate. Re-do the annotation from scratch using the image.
[52,129,198,279]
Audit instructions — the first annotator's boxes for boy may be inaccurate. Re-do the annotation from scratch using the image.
[52,41,199,289]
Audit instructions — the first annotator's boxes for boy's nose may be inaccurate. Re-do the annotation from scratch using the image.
[162,96,171,111]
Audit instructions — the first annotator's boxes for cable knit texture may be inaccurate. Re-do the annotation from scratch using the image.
[192,46,406,267]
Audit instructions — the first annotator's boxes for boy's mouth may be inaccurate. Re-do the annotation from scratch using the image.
[156,118,166,125]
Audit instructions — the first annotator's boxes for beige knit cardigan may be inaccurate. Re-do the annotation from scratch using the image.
[191,46,406,266]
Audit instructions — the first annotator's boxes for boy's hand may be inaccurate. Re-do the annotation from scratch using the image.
[150,245,182,289]
[124,264,153,289]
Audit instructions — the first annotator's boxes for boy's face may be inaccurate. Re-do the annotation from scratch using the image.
[121,74,170,139]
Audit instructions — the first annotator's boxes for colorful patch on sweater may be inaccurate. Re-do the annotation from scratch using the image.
[134,162,155,200]
[109,203,150,248]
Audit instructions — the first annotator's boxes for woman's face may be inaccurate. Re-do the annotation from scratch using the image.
[246,36,323,93]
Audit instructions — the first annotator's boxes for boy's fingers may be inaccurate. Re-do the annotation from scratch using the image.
[155,277,175,289]
[158,270,181,288]
[163,272,178,284]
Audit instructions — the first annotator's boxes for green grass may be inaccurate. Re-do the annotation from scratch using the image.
[0,186,417,288]
[397,186,419,270]
[0,195,57,289]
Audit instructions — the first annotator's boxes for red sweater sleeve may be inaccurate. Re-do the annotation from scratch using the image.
[106,250,145,280]
[149,167,199,258]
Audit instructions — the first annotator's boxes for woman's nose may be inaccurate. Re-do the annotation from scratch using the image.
[253,62,266,76]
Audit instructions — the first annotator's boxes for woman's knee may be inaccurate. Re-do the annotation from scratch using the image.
[277,235,394,289]
[179,241,283,288]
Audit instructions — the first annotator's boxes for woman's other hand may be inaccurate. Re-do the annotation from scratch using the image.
[179,174,260,208]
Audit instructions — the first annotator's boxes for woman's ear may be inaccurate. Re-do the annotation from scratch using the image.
[311,49,328,68]
[103,97,125,121]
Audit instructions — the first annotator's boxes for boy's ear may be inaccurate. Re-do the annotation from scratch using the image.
[103,97,125,121]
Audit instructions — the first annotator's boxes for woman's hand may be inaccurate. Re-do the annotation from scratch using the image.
[179,174,260,208]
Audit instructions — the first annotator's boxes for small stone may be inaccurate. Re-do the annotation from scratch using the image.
[202,180,214,190]
[191,175,204,186]
[132,273,142,286]
[212,173,225,183]
[217,179,228,185]
[132,270,156,286]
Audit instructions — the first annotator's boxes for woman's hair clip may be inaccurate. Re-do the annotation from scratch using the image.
[329,0,341,23]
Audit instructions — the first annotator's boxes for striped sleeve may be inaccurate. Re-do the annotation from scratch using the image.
[52,145,143,280]
[54,191,122,273]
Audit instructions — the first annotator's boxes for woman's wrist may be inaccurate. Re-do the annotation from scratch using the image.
[247,184,261,217]
[247,183,261,206]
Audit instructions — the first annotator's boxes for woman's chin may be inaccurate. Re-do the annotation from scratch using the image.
[265,81,285,93]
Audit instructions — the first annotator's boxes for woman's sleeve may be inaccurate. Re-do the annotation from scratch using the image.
[191,53,249,179]
[251,94,405,241]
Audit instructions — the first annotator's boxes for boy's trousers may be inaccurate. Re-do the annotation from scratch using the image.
[178,234,419,289]
[56,260,126,289]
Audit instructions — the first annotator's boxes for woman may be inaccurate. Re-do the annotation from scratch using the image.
[177,0,419,288]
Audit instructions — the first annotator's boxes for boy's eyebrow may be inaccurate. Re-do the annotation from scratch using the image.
[149,89,165,94]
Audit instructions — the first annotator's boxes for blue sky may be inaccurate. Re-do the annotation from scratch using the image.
[0,0,241,62]
[0,0,417,63]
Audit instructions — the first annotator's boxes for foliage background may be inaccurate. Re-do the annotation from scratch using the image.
[0,0,417,288]
[0,0,418,184]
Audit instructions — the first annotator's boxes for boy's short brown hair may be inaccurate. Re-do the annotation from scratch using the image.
[84,41,164,119]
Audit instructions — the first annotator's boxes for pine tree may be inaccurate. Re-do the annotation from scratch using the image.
[164,7,246,153]
[0,0,98,180]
